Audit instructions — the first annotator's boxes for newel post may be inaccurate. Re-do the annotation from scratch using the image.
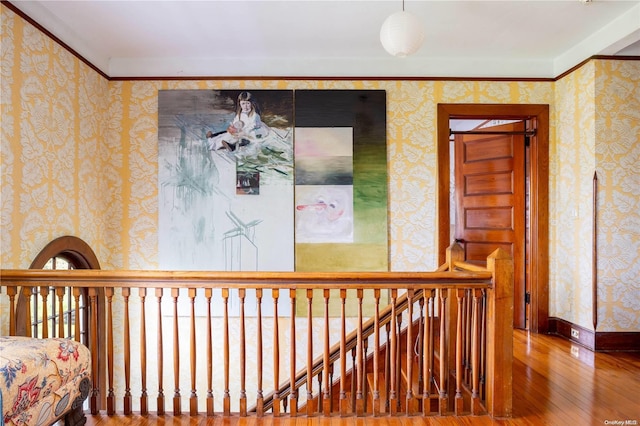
[446,242,465,270]
[485,248,513,418]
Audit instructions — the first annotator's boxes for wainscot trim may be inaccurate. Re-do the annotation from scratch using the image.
[549,317,640,352]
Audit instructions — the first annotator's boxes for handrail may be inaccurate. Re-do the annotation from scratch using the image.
[452,261,490,273]
[0,269,492,287]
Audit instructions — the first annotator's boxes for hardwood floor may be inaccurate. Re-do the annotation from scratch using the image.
[81,330,640,426]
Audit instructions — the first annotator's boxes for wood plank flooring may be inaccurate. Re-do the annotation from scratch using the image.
[80,330,640,426]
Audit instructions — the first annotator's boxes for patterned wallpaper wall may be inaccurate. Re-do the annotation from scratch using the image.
[104,79,557,271]
[553,62,598,329]
[1,6,109,267]
[552,60,640,332]
[2,5,638,335]
[594,60,640,331]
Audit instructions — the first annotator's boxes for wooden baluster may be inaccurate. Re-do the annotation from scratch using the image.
[389,289,398,414]
[139,288,148,415]
[222,288,230,415]
[32,287,39,338]
[205,288,214,416]
[40,286,49,338]
[272,289,280,416]
[455,288,464,415]
[306,289,314,416]
[256,289,264,416]
[384,322,391,413]
[51,288,57,337]
[172,288,181,415]
[239,288,247,416]
[122,287,132,415]
[429,290,436,395]
[56,287,65,338]
[471,288,482,414]
[423,289,435,415]
[106,288,115,415]
[329,362,334,413]
[189,288,198,415]
[356,289,364,416]
[88,288,99,414]
[465,289,472,385]
[350,347,356,413]
[22,287,32,337]
[438,288,448,415]
[396,309,403,413]
[417,296,424,399]
[289,289,297,416]
[7,286,17,336]
[460,289,467,385]
[339,289,348,416]
[72,287,81,341]
[406,289,415,415]
[459,290,466,386]
[372,289,381,416]
[323,289,331,416]
[155,288,165,416]
[480,290,487,400]
[363,337,369,414]
[422,290,430,415]
[317,372,323,414]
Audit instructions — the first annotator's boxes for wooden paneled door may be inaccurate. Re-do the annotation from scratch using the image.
[437,103,549,333]
[454,121,527,329]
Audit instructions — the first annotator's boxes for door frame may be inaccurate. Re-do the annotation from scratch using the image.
[437,103,549,333]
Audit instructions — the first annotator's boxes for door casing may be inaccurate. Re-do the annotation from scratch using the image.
[437,104,549,333]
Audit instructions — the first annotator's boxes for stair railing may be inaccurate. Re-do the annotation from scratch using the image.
[0,243,512,418]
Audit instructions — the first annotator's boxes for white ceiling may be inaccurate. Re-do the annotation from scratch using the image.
[8,0,640,79]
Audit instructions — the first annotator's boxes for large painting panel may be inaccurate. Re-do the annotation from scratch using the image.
[294,90,388,272]
[158,90,294,271]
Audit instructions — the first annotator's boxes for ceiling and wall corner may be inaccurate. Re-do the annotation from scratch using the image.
[5,0,640,79]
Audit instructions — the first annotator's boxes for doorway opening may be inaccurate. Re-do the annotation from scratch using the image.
[437,104,549,333]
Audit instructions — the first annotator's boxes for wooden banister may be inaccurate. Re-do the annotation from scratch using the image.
[0,269,493,287]
[0,243,512,420]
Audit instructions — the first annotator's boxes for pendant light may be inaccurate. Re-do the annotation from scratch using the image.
[380,0,425,57]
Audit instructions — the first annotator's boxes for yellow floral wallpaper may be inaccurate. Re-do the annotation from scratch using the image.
[2,4,639,339]
[1,5,109,267]
[552,60,640,332]
[553,62,598,330]
[594,60,640,331]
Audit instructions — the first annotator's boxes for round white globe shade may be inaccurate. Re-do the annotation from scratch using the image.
[380,11,425,57]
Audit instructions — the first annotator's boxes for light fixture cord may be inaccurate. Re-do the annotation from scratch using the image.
[402,0,405,12]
